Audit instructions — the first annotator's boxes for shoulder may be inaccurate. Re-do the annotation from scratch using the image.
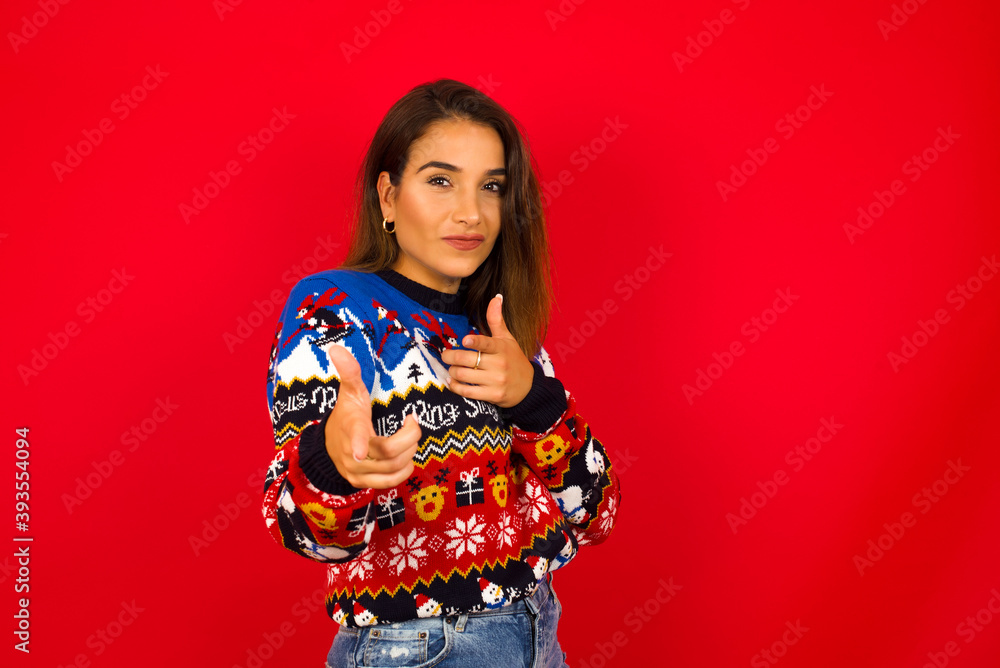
[288,270,379,306]
[291,268,373,291]
[288,269,378,315]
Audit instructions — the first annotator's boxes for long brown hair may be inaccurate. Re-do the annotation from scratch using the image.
[339,78,553,359]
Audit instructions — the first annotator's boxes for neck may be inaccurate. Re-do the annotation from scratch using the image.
[373,268,468,315]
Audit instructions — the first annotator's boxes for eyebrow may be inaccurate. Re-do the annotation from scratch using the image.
[415,161,506,177]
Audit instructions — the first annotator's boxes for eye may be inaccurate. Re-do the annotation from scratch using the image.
[427,175,505,194]
[484,179,507,195]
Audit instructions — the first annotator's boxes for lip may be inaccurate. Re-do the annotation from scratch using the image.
[442,235,484,251]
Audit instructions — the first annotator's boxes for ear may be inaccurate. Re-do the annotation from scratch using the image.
[377,171,396,219]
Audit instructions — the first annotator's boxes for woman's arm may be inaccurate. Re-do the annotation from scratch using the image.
[504,348,621,547]
[262,275,386,563]
[439,297,621,547]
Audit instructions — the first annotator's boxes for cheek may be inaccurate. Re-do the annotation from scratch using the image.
[483,231,502,256]
[422,188,453,213]
[487,209,503,243]
[395,198,436,250]
[397,190,434,229]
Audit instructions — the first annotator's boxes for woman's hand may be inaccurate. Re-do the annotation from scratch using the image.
[324,344,422,490]
[441,294,534,408]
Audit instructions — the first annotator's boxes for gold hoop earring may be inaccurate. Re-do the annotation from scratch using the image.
[382,217,396,234]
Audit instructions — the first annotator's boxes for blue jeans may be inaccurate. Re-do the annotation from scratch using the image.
[325,573,569,668]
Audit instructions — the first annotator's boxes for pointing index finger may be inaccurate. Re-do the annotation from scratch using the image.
[461,334,497,353]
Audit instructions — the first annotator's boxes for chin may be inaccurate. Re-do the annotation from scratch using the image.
[443,261,482,281]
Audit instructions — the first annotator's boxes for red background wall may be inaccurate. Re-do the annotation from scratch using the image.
[4,1,999,666]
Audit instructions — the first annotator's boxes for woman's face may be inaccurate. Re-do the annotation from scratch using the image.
[379,119,506,294]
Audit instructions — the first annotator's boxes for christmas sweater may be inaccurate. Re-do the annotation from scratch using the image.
[262,268,620,628]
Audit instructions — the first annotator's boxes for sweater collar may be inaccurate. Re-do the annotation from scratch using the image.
[374,269,468,315]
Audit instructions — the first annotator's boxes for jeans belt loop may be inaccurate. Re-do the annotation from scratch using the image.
[455,613,470,632]
[524,581,544,615]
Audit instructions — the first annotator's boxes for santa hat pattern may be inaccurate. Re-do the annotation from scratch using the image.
[353,601,377,627]
[526,555,549,580]
[414,593,442,618]
[332,602,347,626]
[478,577,506,609]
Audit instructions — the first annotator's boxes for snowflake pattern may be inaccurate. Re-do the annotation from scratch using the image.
[387,528,428,575]
[518,480,552,524]
[346,550,375,581]
[444,514,486,559]
[496,512,517,550]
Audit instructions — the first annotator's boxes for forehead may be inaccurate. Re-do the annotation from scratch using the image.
[407,120,504,169]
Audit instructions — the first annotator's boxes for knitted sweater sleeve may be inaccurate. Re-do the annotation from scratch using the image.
[502,347,621,547]
[261,275,378,563]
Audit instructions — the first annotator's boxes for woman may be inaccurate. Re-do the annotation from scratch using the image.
[262,78,620,668]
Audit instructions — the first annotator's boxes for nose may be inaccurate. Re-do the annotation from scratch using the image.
[452,183,481,226]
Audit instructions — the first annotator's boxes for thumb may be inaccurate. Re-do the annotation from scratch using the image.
[398,412,422,440]
[327,344,368,400]
[326,345,372,463]
[487,293,513,340]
